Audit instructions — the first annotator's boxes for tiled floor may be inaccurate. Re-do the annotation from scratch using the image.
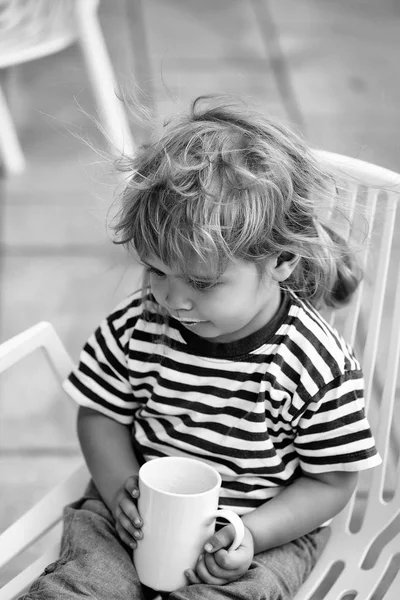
[1,0,400,589]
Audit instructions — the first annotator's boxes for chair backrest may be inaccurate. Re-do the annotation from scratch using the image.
[294,151,400,599]
[0,0,99,68]
[0,322,89,600]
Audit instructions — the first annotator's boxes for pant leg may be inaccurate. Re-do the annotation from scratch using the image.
[19,481,146,600]
[169,526,330,600]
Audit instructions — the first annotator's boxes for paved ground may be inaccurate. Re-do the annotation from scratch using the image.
[1,0,400,589]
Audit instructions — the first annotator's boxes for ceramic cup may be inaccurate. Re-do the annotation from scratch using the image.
[133,456,245,592]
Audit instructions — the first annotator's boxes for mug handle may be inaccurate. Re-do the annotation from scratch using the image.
[211,509,245,551]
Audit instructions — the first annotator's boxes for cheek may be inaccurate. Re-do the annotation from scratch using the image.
[218,287,264,320]
[149,277,165,299]
[222,285,257,308]
[201,293,248,319]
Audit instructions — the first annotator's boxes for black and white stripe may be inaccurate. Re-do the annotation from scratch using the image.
[63,289,380,515]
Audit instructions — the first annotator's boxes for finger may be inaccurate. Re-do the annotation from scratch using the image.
[115,505,143,541]
[213,547,237,570]
[203,551,232,578]
[124,475,140,499]
[204,549,241,577]
[195,554,229,586]
[115,521,137,549]
[204,525,235,554]
[205,548,233,577]
[118,492,143,529]
[184,569,202,585]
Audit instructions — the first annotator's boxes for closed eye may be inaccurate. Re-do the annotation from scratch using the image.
[144,264,219,291]
[146,266,166,279]
[188,279,219,291]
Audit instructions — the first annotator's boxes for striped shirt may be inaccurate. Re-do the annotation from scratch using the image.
[63,289,381,515]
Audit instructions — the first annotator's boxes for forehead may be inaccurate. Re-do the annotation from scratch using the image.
[143,254,218,278]
[144,254,260,280]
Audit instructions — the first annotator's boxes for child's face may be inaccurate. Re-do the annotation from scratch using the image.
[142,255,282,343]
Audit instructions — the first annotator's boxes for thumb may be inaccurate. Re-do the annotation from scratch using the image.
[204,525,235,554]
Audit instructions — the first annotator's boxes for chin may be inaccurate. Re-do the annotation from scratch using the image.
[205,330,239,343]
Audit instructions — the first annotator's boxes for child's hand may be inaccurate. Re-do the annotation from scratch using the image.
[112,475,143,549]
[185,524,254,586]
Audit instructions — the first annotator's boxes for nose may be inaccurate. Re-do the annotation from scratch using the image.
[165,278,193,311]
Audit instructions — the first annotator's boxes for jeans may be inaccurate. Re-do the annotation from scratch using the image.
[20,481,330,600]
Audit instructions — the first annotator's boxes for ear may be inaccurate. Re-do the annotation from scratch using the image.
[271,253,301,282]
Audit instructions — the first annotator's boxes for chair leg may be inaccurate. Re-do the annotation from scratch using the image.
[124,0,156,118]
[74,3,135,158]
[0,77,25,175]
[250,0,305,132]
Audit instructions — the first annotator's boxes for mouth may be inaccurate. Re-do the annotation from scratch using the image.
[173,317,204,327]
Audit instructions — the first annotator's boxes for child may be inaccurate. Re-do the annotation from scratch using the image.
[22,96,380,600]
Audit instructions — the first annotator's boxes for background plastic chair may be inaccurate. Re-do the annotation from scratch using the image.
[0,0,135,175]
[0,151,399,598]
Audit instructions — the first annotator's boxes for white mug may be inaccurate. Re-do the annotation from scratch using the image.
[133,456,245,592]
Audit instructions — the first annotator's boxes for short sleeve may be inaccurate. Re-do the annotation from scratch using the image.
[294,370,381,473]
[62,306,141,425]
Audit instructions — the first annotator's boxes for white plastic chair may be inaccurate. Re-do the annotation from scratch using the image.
[0,0,134,175]
[0,321,89,600]
[0,152,400,599]
[293,151,400,600]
